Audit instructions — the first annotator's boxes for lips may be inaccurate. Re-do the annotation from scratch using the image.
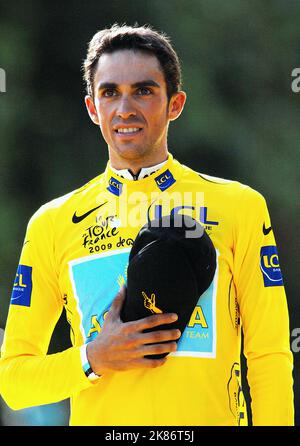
[115,127,142,134]
[113,126,144,138]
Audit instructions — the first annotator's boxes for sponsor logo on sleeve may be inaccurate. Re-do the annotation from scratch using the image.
[154,169,176,191]
[260,246,283,287]
[10,265,33,306]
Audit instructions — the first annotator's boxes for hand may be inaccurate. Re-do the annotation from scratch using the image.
[86,286,181,375]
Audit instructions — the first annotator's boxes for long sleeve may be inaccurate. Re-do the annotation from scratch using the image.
[0,205,92,410]
[233,187,294,425]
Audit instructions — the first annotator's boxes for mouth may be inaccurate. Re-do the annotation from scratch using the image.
[114,127,143,137]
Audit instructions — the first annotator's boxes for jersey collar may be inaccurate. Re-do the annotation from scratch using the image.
[104,153,183,199]
[110,159,168,181]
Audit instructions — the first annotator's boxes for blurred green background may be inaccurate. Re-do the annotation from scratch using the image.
[0,0,299,426]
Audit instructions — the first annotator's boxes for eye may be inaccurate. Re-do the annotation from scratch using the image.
[137,87,152,96]
[102,89,117,97]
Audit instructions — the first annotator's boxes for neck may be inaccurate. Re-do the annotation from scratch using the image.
[109,148,168,175]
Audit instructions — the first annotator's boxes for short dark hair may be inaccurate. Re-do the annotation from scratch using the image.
[83,24,182,101]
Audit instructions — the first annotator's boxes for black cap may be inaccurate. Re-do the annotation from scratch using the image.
[121,214,216,358]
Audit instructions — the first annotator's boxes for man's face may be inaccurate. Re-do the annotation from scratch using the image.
[85,50,185,165]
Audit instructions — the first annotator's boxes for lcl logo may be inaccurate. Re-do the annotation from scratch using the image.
[110,180,121,189]
[154,170,176,191]
[107,177,123,196]
[156,173,171,185]
[261,253,280,268]
[14,273,27,288]
[152,205,219,226]
[260,246,283,287]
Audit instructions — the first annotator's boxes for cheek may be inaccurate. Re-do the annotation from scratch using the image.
[144,98,167,116]
[96,103,112,132]
[146,102,168,130]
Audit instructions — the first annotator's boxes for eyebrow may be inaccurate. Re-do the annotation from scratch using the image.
[98,80,161,91]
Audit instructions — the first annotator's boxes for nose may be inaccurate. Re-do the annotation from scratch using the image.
[116,96,136,119]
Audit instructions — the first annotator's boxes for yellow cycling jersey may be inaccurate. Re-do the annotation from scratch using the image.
[0,153,294,425]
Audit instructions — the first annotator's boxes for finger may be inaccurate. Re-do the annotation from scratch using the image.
[127,312,178,331]
[139,329,181,345]
[131,357,168,369]
[107,285,126,320]
[139,341,178,357]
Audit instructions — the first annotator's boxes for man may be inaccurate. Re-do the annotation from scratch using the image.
[0,24,294,426]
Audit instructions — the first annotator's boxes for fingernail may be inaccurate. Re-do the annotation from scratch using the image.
[171,313,178,321]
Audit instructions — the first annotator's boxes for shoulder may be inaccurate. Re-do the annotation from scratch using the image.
[27,173,105,231]
[178,163,270,223]
[197,172,237,186]
[181,163,265,202]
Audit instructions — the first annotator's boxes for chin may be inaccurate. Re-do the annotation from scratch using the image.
[114,145,149,161]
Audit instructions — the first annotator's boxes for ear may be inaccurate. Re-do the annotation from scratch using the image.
[168,91,186,122]
[85,95,100,125]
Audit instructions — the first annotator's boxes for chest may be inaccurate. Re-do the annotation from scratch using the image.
[56,192,237,352]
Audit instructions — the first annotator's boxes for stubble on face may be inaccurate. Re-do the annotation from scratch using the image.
[92,50,171,170]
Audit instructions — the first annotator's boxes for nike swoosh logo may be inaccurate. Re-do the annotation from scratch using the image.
[263,223,272,235]
[11,295,22,301]
[72,201,107,224]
